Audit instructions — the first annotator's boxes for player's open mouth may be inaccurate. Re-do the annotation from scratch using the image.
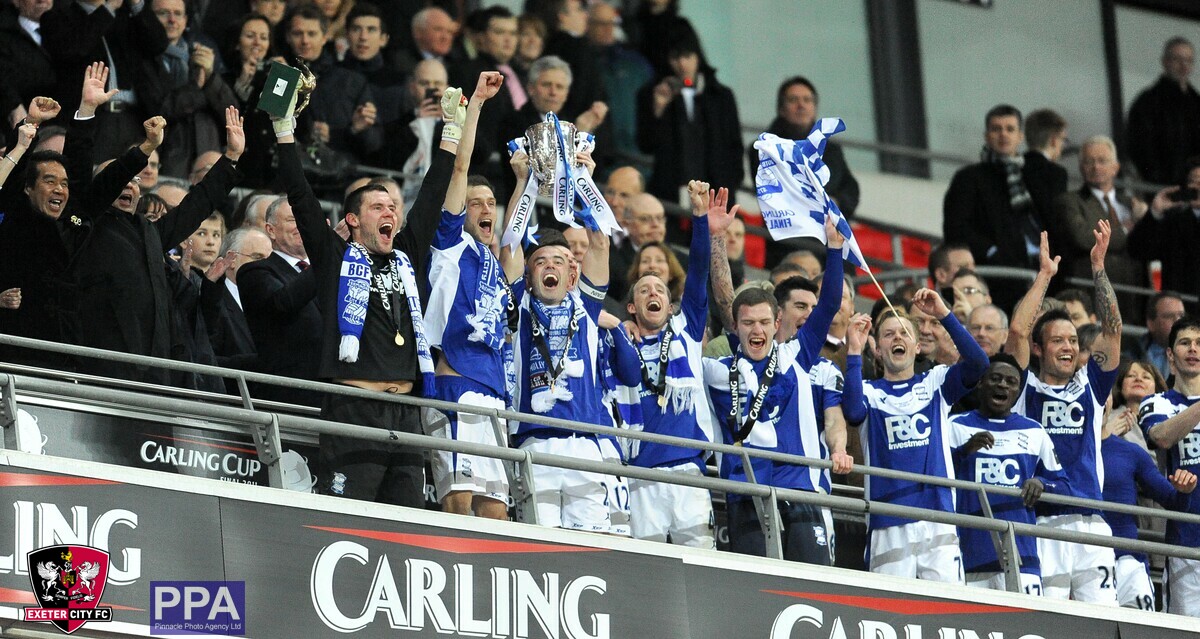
[47,198,63,211]
[647,300,662,313]
[748,336,767,348]
[1057,354,1073,363]
[479,218,493,232]
[542,273,559,288]
[379,222,394,240]
[991,390,1009,402]
[118,193,133,206]
[891,344,906,356]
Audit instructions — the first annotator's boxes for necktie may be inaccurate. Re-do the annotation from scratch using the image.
[1104,194,1123,230]
[497,63,528,111]
[297,260,309,272]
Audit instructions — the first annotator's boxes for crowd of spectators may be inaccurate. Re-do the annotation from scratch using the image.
[2,0,1200,617]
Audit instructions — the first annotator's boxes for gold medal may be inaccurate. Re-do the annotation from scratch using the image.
[394,332,405,346]
[657,395,667,408]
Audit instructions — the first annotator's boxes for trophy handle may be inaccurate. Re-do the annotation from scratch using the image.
[294,59,318,116]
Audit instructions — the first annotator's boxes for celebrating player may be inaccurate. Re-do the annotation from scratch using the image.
[704,211,851,564]
[1007,223,1121,604]
[843,289,988,583]
[949,354,1070,595]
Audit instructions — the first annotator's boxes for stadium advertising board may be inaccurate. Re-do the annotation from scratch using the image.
[1,456,1197,638]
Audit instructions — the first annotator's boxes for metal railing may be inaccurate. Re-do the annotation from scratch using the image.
[1,334,1198,594]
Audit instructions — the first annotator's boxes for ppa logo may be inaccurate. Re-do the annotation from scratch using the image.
[23,544,114,634]
[151,581,246,636]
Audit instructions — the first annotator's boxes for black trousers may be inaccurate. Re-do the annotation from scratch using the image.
[727,497,834,566]
[317,391,425,508]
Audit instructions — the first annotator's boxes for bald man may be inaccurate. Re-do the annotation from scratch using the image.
[605,165,645,301]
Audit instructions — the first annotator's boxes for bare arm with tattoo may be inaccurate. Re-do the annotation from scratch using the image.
[705,188,739,332]
[1005,231,1059,369]
[1089,220,1122,371]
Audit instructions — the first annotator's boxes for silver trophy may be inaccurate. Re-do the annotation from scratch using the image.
[525,118,578,196]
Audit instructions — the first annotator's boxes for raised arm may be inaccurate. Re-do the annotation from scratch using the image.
[442,72,502,216]
[797,214,846,361]
[913,288,987,401]
[1088,220,1122,372]
[396,83,467,272]
[842,313,872,426]
[1005,231,1059,368]
[0,122,35,190]
[80,116,161,216]
[156,107,244,248]
[706,187,740,333]
[581,227,610,289]
[273,110,332,265]
[499,151,529,283]
[681,181,715,335]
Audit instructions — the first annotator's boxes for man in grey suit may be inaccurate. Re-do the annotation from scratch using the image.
[1050,135,1147,322]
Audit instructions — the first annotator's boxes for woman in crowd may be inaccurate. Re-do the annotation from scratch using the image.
[512,15,546,82]
[1109,359,1165,454]
[314,0,354,59]
[627,241,686,303]
[224,13,278,188]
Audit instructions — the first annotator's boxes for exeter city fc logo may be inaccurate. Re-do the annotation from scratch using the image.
[23,545,114,634]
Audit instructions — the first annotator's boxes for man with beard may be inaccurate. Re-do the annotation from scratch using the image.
[842,288,987,583]
[424,71,512,520]
[1006,220,1122,605]
[618,180,721,548]
[948,354,1070,595]
[704,210,852,564]
[504,161,615,531]
[1136,316,1200,616]
[272,70,482,507]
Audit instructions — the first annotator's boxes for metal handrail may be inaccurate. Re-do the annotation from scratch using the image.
[1,332,1196,527]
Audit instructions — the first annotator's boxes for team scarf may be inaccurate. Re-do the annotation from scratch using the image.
[526,294,587,413]
[982,146,1040,260]
[464,243,511,350]
[601,328,644,462]
[336,242,435,394]
[639,313,702,415]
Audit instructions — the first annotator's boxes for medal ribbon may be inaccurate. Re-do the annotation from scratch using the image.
[727,345,779,444]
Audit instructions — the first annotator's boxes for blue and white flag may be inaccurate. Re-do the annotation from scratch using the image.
[753,118,869,269]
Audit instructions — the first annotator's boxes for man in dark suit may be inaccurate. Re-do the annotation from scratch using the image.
[452,6,520,182]
[236,195,323,406]
[748,76,860,269]
[943,104,1044,313]
[1127,37,1200,186]
[41,0,170,160]
[1022,109,1069,230]
[1050,136,1146,322]
[1128,158,1200,314]
[543,0,605,123]
[203,227,270,378]
[67,104,243,385]
[0,0,57,123]
[0,102,87,370]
